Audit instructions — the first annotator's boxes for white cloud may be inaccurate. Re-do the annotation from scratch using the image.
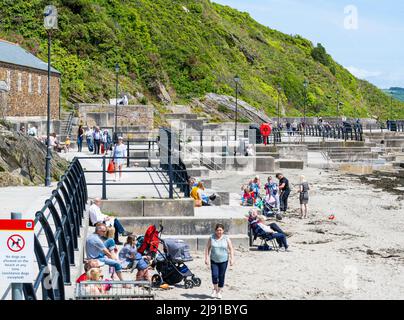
[346,66,382,79]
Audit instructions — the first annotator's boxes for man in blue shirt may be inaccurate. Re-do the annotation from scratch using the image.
[86,224,125,281]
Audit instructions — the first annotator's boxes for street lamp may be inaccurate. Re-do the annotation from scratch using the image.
[336,89,340,116]
[114,63,120,143]
[234,75,240,156]
[277,86,282,127]
[303,79,309,138]
[44,5,58,187]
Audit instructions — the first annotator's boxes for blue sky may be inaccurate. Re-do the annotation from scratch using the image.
[213,0,404,89]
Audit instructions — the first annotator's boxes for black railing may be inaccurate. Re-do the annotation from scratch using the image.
[159,128,191,199]
[386,120,404,132]
[125,139,159,168]
[303,123,364,141]
[17,158,88,300]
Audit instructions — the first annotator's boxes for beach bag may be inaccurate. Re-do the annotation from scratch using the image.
[107,160,115,174]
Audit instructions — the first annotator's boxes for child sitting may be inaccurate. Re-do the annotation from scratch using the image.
[241,188,254,206]
[119,236,152,282]
[118,235,138,269]
[65,136,71,152]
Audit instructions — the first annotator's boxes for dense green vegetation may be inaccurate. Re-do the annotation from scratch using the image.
[1,0,402,120]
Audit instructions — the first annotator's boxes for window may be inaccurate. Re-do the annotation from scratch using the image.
[38,76,41,94]
[6,70,11,90]
[17,73,22,92]
[28,74,32,93]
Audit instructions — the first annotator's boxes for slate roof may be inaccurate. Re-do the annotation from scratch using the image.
[0,39,61,75]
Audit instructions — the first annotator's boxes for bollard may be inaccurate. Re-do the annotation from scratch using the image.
[11,212,24,300]
[102,156,107,200]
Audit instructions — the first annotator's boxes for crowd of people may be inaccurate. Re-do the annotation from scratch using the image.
[82,198,152,295]
[240,173,310,219]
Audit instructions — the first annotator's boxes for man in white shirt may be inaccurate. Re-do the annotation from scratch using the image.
[88,198,131,245]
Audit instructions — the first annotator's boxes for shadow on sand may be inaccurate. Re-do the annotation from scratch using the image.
[181,293,212,300]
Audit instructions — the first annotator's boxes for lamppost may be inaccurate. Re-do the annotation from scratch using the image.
[234,75,240,156]
[277,85,282,127]
[336,89,340,116]
[303,79,309,139]
[44,5,58,187]
[114,63,120,143]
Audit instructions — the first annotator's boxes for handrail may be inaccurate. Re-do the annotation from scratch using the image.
[66,111,74,137]
[302,123,364,141]
[11,157,88,300]
[182,143,224,173]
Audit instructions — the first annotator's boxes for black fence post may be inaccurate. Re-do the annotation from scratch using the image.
[168,131,174,199]
[148,141,151,168]
[126,140,130,168]
[102,155,107,200]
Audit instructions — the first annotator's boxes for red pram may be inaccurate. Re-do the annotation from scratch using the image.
[137,225,160,257]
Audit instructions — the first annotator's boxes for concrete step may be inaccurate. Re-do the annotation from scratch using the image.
[130,159,160,167]
[160,234,249,251]
[187,167,210,177]
[119,217,248,236]
[100,198,194,217]
[328,152,379,160]
[256,152,280,159]
[275,159,304,170]
[128,150,159,158]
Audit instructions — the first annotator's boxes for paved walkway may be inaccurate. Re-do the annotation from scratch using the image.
[61,151,178,200]
[0,184,58,220]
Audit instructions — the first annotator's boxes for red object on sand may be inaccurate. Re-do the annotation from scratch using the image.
[328,215,335,220]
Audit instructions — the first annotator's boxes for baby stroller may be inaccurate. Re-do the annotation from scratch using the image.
[140,225,202,289]
[262,195,282,220]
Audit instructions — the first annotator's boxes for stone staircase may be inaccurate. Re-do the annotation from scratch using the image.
[59,110,74,142]
[101,198,249,251]
[305,141,382,163]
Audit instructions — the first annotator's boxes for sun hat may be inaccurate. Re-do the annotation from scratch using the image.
[118,136,123,140]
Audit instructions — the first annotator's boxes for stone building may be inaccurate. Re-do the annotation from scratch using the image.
[0,39,61,121]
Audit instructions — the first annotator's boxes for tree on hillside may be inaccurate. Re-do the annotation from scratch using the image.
[311,43,330,66]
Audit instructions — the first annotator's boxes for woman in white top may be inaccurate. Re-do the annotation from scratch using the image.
[113,136,127,181]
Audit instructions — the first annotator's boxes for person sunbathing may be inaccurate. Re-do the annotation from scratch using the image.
[255,215,290,252]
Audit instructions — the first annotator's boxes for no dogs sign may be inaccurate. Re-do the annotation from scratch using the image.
[0,220,35,283]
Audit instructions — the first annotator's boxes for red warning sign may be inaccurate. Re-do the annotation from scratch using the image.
[1,219,35,283]
[7,234,26,252]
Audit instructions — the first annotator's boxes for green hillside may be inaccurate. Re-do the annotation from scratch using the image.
[1,0,403,120]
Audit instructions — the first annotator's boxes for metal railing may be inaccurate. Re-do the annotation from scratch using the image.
[0,158,88,300]
[77,155,190,200]
[303,124,364,141]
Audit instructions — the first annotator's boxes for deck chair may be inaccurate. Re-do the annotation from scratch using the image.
[249,221,279,252]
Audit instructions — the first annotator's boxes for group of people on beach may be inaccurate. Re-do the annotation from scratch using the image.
[80,198,152,295]
[82,196,235,300]
[240,173,309,219]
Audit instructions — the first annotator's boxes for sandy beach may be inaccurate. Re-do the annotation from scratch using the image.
[152,167,404,300]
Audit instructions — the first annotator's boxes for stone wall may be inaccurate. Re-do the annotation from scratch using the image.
[0,62,60,119]
[76,104,154,130]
